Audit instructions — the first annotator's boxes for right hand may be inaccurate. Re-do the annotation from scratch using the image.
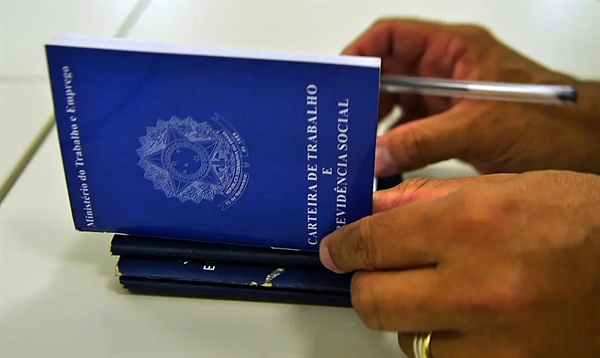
[342,19,600,176]
[319,170,600,358]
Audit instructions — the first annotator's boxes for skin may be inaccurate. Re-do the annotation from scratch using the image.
[341,18,600,176]
[318,18,600,358]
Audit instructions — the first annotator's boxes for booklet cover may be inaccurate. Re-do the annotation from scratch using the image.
[110,234,323,268]
[116,257,352,293]
[45,35,380,252]
[112,234,352,307]
[118,276,352,308]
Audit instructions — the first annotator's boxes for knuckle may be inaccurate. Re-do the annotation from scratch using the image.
[495,276,537,321]
[326,224,355,271]
[353,219,382,270]
[397,177,431,196]
[448,190,518,238]
[460,106,496,157]
[447,35,470,55]
[372,17,394,26]
[351,273,385,330]
[466,24,492,37]
[445,34,472,67]
[466,270,537,324]
[393,177,432,204]
[453,23,493,39]
[397,125,427,166]
[368,17,399,33]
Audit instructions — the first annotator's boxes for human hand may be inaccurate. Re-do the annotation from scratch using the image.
[319,171,600,358]
[343,19,600,176]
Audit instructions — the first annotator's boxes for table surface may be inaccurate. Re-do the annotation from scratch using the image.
[1,2,599,357]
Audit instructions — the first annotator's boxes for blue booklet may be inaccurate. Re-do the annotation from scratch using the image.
[116,256,352,307]
[116,257,352,293]
[45,35,380,252]
[110,234,322,268]
[118,277,352,308]
[112,234,352,307]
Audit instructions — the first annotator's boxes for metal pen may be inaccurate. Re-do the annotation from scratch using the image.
[379,74,577,105]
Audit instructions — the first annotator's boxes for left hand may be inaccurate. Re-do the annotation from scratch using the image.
[342,19,600,177]
[319,170,600,358]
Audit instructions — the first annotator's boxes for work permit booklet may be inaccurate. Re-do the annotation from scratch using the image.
[110,233,354,307]
[45,34,380,253]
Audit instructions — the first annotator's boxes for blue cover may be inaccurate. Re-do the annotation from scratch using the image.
[45,37,380,252]
[116,257,352,293]
[110,234,322,268]
[119,277,351,307]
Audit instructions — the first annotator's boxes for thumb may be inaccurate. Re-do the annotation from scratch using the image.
[373,174,516,213]
[375,104,479,177]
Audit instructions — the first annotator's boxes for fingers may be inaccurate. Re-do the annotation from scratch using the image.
[343,17,487,78]
[351,270,467,332]
[373,177,467,213]
[343,18,494,173]
[342,18,441,63]
[343,19,472,122]
[320,198,443,273]
[321,173,517,273]
[373,175,516,213]
[374,104,484,176]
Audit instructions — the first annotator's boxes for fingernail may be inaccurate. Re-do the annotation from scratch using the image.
[319,245,341,273]
[375,145,396,177]
[372,190,381,212]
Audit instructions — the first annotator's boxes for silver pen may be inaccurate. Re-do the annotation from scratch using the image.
[379,74,577,105]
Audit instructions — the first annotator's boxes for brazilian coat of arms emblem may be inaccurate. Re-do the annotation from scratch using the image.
[136,113,249,210]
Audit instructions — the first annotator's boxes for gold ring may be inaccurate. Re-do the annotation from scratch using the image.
[413,331,433,358]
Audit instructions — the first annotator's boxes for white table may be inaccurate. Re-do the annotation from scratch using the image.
[2,2,598,357]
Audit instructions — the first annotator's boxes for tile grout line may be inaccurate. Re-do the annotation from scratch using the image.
[0,116,55,203]
[114,0,152,38]
[0,0,153,204]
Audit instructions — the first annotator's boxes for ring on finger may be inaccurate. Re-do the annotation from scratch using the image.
[413,331,433,358]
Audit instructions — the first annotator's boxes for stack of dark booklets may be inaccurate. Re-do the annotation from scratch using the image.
[44,34,399,307]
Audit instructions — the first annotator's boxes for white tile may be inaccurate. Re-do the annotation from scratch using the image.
[0,81,54,182]
[0,0,139,77]
[128,1,599,79]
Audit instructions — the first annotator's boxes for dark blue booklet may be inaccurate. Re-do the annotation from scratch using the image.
[110,234,322,268]
[111,234,352,306]
[115,256,352,307]
[45,34,381,252]
[118,277,352,308]
[116,257,351,293]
